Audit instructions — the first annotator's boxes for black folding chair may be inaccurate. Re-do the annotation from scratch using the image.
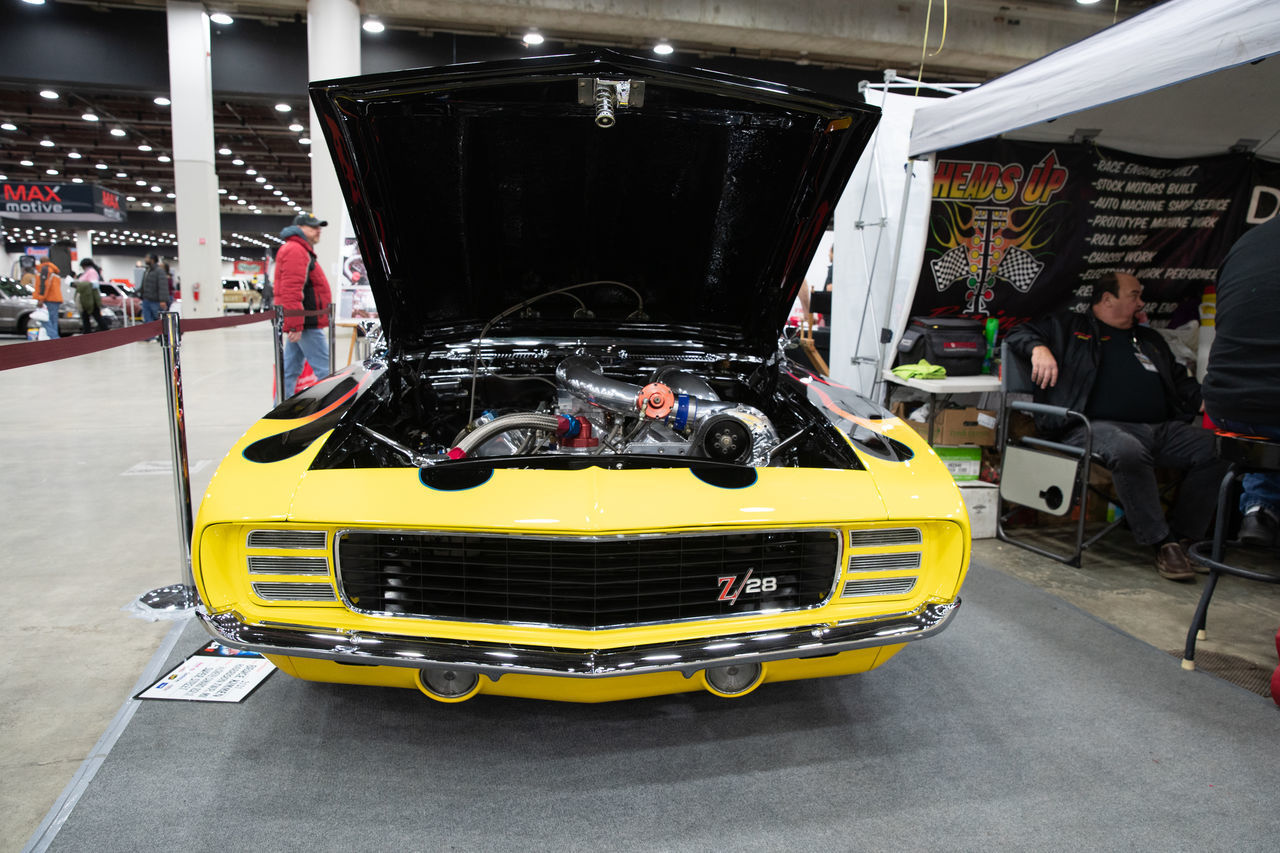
[996,343,1128,567]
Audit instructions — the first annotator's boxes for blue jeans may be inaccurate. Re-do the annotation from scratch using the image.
[1210,416,1280,514]
[142,299,164,324]
[283,328,330,397]
[43,301,61,338]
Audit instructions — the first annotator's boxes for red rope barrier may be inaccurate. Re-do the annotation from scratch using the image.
[0,311,275,372]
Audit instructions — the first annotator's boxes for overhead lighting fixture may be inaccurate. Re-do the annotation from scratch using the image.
[245,168,257,175]
[115,172,127,178]
[154,96,171,106]
[46,168,58,175]
[218,146,232,155]
[1076,0,1103,4]
[1,122,16,131]
[110,127,126,137]
[136,179,147,186]
[274,103,292,113]
[299,137,312,146]
[68,151,82,159]
[81,112,99,122]
[653,41,674,55]
[232,158,244,166]
[209,12,233,25]
[39,138,54,147]
[166,192,176,199]
[255,176,266,183]
[95,163,109,170]
[263,184,274,190]
[19,159,34,166]
[126,195,136,201]
[138,144,153,152]
[72,177,84,184]
[157,155,172,163]
[151,185,162,192]
[22,0,47,6]
[39,89,59,100]
[288,123,304,132]
[154,204,164,212]
[522,30,544,47]
[362,18,385,34]
[272,190,282,196]
[218,188,228,194]
[229,194,239,200]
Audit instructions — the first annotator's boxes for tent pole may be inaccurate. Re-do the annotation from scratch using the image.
[873,153,931,404]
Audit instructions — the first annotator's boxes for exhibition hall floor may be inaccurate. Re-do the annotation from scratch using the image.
[4,322,1278,852]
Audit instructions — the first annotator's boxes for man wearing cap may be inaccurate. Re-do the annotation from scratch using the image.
[274,212,333,396]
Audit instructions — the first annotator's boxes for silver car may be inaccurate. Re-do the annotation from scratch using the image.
[0,277,82,336]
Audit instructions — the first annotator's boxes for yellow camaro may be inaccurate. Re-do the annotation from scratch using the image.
[192,51,970,703]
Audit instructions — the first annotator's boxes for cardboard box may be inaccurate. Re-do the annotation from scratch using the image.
[934,406,998,447]
[934,445,981,481]
[960,481,998,539]
[889,401,930,440]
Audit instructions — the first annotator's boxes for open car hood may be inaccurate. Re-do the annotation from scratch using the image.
[310,51,879,357]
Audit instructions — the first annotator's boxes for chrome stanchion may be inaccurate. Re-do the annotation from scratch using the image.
[328,303,337,377]
[136,311,197,614]
[273,305,286,406]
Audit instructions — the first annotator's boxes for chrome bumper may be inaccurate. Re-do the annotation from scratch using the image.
[197,599,959,680]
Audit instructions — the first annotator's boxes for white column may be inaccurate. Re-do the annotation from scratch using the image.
[165,2,223,318]
[307,0,361,306]
[74,230,93,270]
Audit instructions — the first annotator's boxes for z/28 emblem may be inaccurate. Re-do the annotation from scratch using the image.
[717,569,777,603]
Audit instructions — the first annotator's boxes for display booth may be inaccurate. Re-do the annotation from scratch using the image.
[839,0,1280,396]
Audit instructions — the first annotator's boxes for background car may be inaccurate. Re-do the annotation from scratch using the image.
[99,281,142,322]
[0,276,82,336]
[221,279,263,313]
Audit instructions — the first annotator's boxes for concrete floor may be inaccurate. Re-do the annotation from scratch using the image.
[2,321,1277,851]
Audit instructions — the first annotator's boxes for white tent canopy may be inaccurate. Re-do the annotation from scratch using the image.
[908,0,1280,160]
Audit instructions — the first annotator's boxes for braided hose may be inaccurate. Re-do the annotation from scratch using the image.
[454,413,563,457]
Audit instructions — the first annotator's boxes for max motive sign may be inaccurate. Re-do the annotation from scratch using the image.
[0,181,126,222]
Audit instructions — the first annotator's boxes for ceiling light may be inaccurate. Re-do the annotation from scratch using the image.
[151,185,162,192]
[229,194,239,200]
[22,0,47,6]
[274,103,292,113]
[1,122,16,131]
[110,127,126,137]
[653,41,674,55]
[255,176,266,183]
[72,177,84,184]
[154,205,164,212]
[263,184,274,190]
[157,155,172,162]
[46,168,58,175]
[82,113,100,123]
[272,190,282,196]
[288,123,304,132]
[154,96,171,106]
[68,151,82,159]
[39,138,54,147]
[218,188,228,194]
[299,137,311,145]
[237,199,247,205]
[245,168,257,175]
[210,12,233,24]
[116,172,127,178]
[138,144,152,152]
[1076,0,1103,4]
[39,90,59,100]
[136,179,147,186]
[232,158,244,165]
[522,30,544,46]
[218,147,232,156]
[96,163,109,170]
[19,159,34,166]
[166,192,176,199]
[362,18,385,34]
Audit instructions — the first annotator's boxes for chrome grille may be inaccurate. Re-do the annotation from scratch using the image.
[252,582,337,601]
[337,529,841,629]
[848,552,922,572]
[848,528,922,547]
[247,530,327,549]
[841,577,918,598]
[247,556,330,576]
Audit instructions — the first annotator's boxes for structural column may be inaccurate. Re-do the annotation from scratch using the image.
[307,0,361,306]
[165,1,223,318]
[73,229,93,270]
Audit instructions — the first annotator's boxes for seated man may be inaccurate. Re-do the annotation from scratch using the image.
[1202,215,1280,547]
[1006,271,1227,581]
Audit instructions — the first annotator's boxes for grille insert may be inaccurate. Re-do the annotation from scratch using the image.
[848,528,922,547]
[247,530,327,549]
[337,529,841,629]
[841,577,918,598]
[252,582,337,601]
[248,556,330,576]
[848,552,922,572]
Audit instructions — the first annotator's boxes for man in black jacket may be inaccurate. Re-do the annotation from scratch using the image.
[1006,272,1227,581]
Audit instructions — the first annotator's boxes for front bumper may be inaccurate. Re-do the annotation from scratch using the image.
[197,598,959,680]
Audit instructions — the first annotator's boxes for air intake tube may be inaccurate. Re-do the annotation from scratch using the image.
[556,356,735,425]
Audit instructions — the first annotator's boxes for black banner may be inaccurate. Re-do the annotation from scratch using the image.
[0,181,125,221]
[914,141,1258,331]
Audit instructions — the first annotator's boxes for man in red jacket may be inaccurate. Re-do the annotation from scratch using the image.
[274,212,333,396]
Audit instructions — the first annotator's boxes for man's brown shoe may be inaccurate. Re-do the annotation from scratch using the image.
[1180,538,1209,574]
[1156,542,1196,581]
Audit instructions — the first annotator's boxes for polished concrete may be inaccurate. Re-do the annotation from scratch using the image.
[2,321,1277,851]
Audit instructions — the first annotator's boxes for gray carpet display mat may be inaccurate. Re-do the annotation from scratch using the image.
[42,563,1280,852]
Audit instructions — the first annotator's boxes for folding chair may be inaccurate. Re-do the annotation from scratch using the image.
[996,343,1128,567]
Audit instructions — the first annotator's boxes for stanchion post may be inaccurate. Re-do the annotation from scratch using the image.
[273,305,286,406]
[328,303,337,377]
[136,310,197,613]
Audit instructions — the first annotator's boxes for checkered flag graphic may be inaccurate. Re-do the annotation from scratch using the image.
[995,246,1043,292]
[929,246,970,291]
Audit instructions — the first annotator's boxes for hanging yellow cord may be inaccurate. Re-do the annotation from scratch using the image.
[914,0,949,96]
[1113,0,1120,24]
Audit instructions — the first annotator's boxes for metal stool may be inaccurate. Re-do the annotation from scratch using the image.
[1181,433,1280,670]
